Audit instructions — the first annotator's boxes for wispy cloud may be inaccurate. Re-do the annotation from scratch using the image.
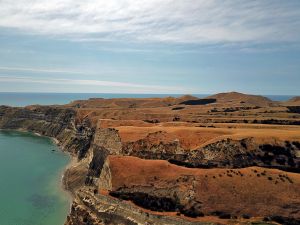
[0,66,134,76]
[0,66,87,74]
[0,75,186,93]
[0,0,299,45]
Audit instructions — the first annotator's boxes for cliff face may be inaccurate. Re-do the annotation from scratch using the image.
[66,188,217,225]
[197,138,300,172]
[0,105,94,157]
[166,138,300,173]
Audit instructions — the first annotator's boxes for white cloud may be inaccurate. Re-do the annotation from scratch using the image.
[0,75,186,93]
[0,66,87,74]
[0,0,299,44]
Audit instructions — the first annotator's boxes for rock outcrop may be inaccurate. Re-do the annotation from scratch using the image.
[66,188,217,225]
[169,138,300,173]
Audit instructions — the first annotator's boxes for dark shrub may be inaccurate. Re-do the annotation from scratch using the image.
[287,106,300,114]
[241,140,247,149]
[276,156,286,165]
[173,116,181,121]
[288,158,296,167]
[260,144,291,157]
[211,211,231,219]
[182,207,204,218]
[286,177,294,184]
[144,119,160,123]
[285,141,292,148]
[292,141,300,149]
[270,215,300,225]
[219,213,231,219]
[242,214,251,219]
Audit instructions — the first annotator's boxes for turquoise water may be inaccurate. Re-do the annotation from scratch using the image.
[0,130,70,225]
[0,92,296,107]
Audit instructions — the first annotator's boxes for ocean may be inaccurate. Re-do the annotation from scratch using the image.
[0,92,296,107]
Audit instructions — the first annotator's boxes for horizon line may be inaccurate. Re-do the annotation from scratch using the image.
[0,91,298,96]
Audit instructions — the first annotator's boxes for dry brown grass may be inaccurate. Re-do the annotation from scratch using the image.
[105,156,300,219]
[113,124,300,149]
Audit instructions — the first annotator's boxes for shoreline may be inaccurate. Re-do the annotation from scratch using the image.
[45,133,77,212]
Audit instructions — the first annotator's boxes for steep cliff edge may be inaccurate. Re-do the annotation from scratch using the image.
[0,105,94,157]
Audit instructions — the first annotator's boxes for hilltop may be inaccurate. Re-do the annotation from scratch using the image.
[69,92,276,110]
[68,95,199,109]
[207,91,274,107]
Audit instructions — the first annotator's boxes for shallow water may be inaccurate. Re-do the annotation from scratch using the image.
[0,130,70,225]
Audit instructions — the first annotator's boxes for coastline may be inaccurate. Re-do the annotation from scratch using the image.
[51,136,79,196]
[45,133,77,210]
[0,128,75,224]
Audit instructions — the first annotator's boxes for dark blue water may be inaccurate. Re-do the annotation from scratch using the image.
[0,92,296,107]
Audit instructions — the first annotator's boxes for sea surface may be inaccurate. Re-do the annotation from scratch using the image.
[0,130,70,225]
[0,92,296,107]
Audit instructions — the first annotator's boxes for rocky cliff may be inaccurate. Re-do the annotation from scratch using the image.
[0,105,94,157]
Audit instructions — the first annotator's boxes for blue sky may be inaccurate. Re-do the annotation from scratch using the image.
[0,0,299,94]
